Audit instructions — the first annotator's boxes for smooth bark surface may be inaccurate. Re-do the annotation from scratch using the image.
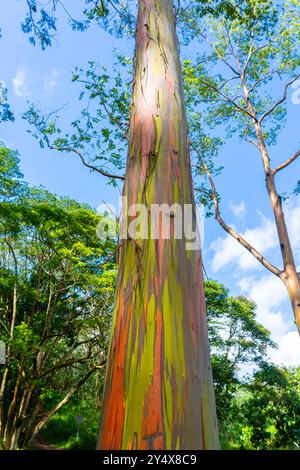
[97,0,219,450]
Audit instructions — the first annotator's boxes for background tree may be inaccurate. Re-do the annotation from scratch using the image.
[240,364,300,449]
[205,280,275,426]
[0,145,116,449]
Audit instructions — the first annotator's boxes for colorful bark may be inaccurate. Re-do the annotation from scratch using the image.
[97,0,219,450]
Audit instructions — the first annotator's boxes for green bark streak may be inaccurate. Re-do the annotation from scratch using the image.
[97,0,219,450]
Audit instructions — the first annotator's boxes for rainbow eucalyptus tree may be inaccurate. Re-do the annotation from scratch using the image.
[97,0,219,450]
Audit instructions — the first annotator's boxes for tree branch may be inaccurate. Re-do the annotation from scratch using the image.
[259,74,300,124]
[98,240,126,268]
[200,80,257,120]
[199,31,240,76]
[49,145,125,180]
[244,43,269,76]
[245,138,260,149]
[191,143,281,277]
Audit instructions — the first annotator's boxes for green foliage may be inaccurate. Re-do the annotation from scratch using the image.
[0,82,14,122]
[42,376,101,450]
[205,280,300,450]
[294,181,300,196]
[240,365,300,449]
[205,280,275,426]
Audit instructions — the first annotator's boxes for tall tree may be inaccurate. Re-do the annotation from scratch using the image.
[241,364,300,449]
[97,0,219,450]
[23,0,246,450]
[183,0,300,333]
[205,280,275,426]
[0,146,116,449]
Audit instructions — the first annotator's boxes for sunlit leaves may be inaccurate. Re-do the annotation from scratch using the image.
[24,55,132,185]
[20,0,136,49]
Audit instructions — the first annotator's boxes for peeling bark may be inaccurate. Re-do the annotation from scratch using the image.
[97,0,219,450]
[239,76,300,334]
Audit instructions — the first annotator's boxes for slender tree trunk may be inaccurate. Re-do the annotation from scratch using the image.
[97,0,219,450]
[29,369,95,445]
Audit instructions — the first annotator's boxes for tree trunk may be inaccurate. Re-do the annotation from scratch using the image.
[97,0,219,450]
[281,265,300,334]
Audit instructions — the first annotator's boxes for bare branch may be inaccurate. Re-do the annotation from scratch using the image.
[190,143,282,277]
[245,138,260,149]
[98,240,126,269]
[217,76,240,91]
[248,70,276,94]
[199,31,240,76]
[273,150,300,175]
[259,74,300,124]
[36,354,95,380]
[49,145,125,181]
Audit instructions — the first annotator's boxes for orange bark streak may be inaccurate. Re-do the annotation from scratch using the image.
[140,307,164,449]
[99,294,131,449]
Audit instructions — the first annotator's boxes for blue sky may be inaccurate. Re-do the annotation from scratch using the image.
[1,0,300,367]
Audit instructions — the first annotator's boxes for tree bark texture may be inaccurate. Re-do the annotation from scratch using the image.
[97,0,219,450]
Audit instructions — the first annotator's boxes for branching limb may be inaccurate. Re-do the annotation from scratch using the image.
[244,43,269,76]
[245,138,260,149]
[30,367,98,443]
[49,145,125,180]
[98,240,126,269]
[259,74,300,124]
[191,143,282,277]
[199,31,240,76]
[200,80,257,120]
[248,70,277,94]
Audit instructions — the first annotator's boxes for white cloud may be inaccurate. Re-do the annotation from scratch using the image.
[270,331,300,366]
[229,201,246,218]
[12,67,31,97]
[44,69,59,91]
[210,213,277,273]
[238,275,287,311]
[238,274,292,341]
